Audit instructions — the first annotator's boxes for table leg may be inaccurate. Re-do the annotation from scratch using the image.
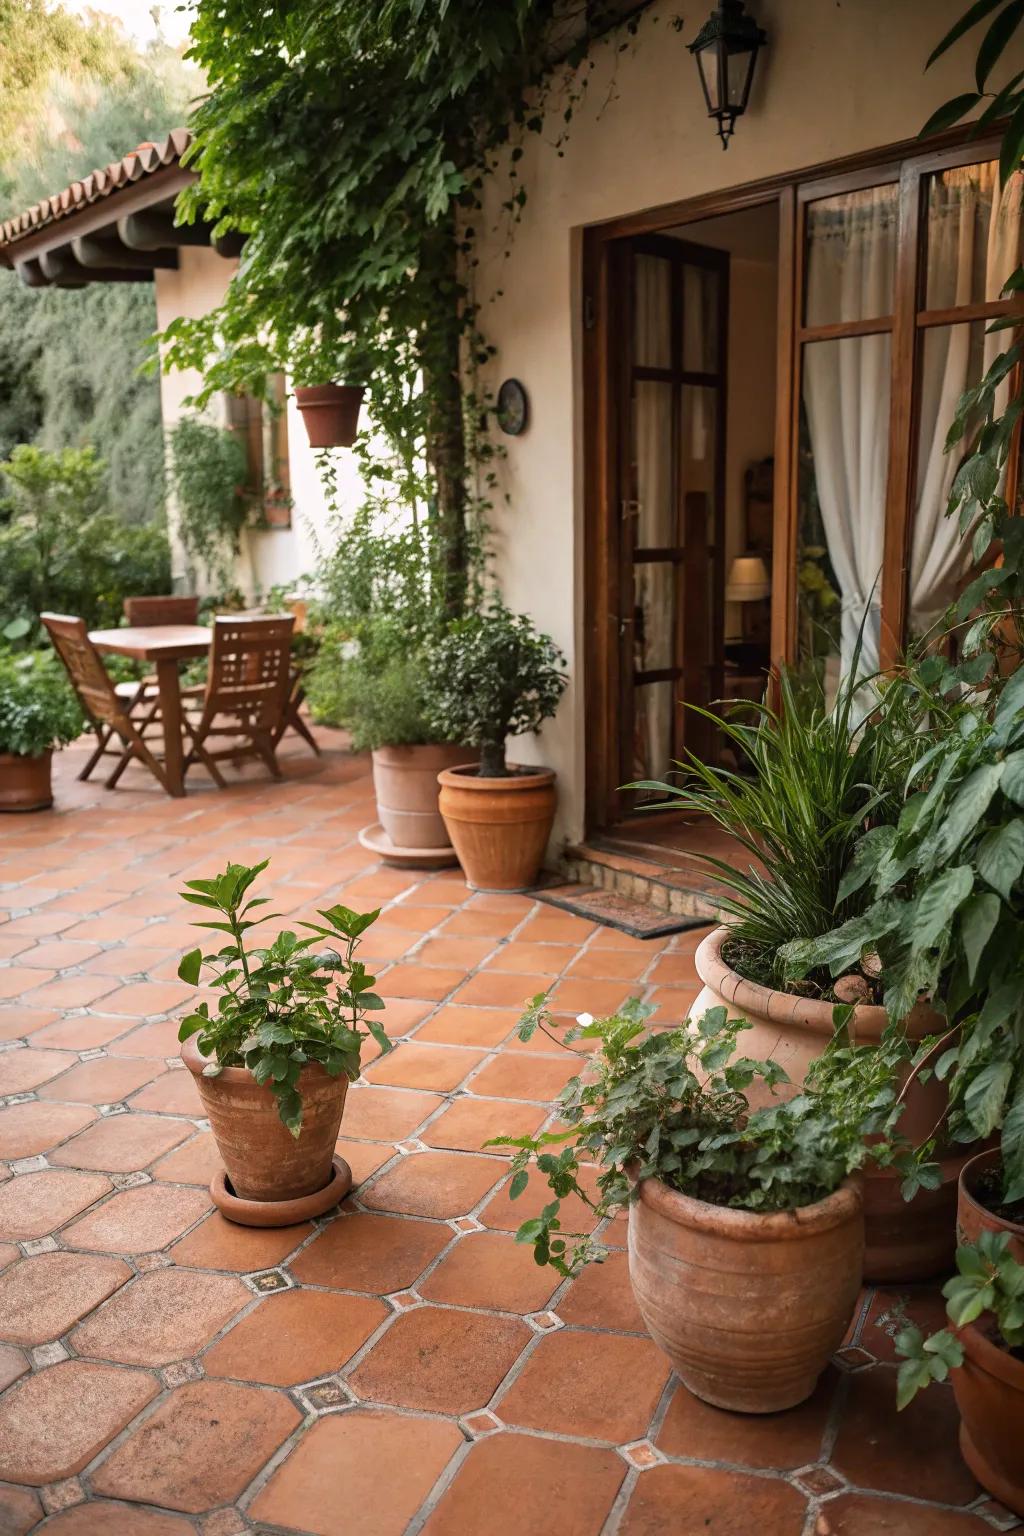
[155,657,186,797]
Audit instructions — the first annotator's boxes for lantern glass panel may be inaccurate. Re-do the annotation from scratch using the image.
[726,44,755,107]
[698,46,721,111]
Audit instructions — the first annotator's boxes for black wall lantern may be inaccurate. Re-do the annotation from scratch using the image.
[688,0,767,150]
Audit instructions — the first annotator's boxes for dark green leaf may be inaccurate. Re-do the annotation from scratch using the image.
[926,0,1006,68]
[177,947,203,986]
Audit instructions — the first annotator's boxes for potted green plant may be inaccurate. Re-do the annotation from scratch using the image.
[294,384,365,448]
[0,649,84,811]
[896,1231,1024,1516]
[177,859,391,1227]
[490,997,878,1414]
[426,601,568,891]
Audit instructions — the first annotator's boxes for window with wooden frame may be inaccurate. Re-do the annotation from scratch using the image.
[224,373,292,527]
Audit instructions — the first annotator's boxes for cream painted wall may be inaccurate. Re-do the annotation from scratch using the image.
[476,0,1024,849]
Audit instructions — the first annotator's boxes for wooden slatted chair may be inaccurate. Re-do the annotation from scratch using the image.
[273,661,322,757]
[118,594,202,711]
[41,613,172,793]
[182,615,294,787]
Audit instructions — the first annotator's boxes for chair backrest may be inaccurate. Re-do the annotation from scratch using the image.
[204,615,295,731]
[41,613,122,726]
[123,594,200,626]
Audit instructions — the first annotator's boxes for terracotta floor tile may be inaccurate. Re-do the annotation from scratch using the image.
[365,1042,484,1092]
[291,1211,450,1293]
[558,1251,645,1333]
[336,1138,394,1188]
[0,1242,18,1269]
[498,1327,668,1442]
[859,1285,952,1364]
[105,1018,183,1057]
[379,964,466,1002]
[0,1360,158,1484]
[0,1006,61,1042]
[618,1464,807,1536]
[422,1433,625,1536]
[0,1169,110,1240]
[152,1130,221,1185]
[98,981,192,1017]
[657,1368,838,1468]
[516,912,599,944]
[0,1343,29,1392]
[377,997,433,1034]
[0,1252,132,1345]
[22,975,117,1010]
[127,1071,202,1115]
[18,939,102,970]
[341,1085,443,1141]
[1,911,78,937]
[350,1306,529,1413]
[486,941,576,976]
[0,967,55,1002]
[50,1113,192,1172]
[37,1056,164,1105]
[62,1183,209,1254]
[80,945,168,977]
[418,1230,559,1314]
[831,1369,978,1504]
[420,1097,547,1154]
[468,1052,579,1102]
[811,1494,993,1535]
[0,936,34,961]
[36,1501,194,1534]
[379,904,454,934]
[205,1286,387,1385]
[646,984,701,1018]
[91,1380,301,1514]
[0,1101,97,1159]
[567,946,654,981]
[442,909,523,939]
[363,1151,506,1220]
[27,1014,132,1050]
[414,935,497,969]
[0,1047,76,1095]
[170,1212,312,1271]
[547,977,639,1016]
[63,914,154,943]
[479,1168,601,1236]
[250,1407,462,1536]
[414,1005,517,1048]
[452,971,551,1009]
[71,1266,248,1364]
[647,952,702,986]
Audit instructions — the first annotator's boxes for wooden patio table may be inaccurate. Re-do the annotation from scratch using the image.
[88,624,211,798]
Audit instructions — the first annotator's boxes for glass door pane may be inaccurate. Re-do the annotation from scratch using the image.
[804,184,898,327]
[925,162,1024,310]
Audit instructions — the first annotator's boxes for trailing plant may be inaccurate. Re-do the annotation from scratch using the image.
[423,600,567,777]
[488,997,894,1277]
[176,859,391,1135]
[0,647,83,757]
[895,1231,1024,1408]
[167,414,249,587]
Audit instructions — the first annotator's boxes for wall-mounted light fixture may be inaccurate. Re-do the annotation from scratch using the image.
[689,0,767,150]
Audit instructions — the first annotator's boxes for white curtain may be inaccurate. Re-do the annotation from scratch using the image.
[910,164,1023,636]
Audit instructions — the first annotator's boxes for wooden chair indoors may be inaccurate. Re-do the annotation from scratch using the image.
[41,613,173,793]
[182,615,295,786]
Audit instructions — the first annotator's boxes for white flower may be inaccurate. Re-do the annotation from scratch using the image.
[575,1012,594,1028]
[338,639,360,660]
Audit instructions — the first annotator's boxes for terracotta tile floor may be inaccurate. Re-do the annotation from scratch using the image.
[0,730,1019,1535]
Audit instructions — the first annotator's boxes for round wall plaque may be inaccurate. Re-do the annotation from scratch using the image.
[496,377,528,436]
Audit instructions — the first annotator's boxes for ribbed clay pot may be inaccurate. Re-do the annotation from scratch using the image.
[437,763,556,892]
[628,1173,864,1413]
[958,1148,1024,1263]
[0,750,52,812]
[181,1034,348,1204]
[693,925,959,1284]
[372,744,471,851]
[294,384,364,448]
[953,1321,1024,1516]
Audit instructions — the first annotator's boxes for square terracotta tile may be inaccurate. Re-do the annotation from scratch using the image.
[421,1434,625,1536]
[365,1043,484,1093]
[22,977,118,1011]
[0,1169,111,1240]
[291,1211,450,1294]
[496,1328,670,1442]
[0,1360,158,1484]
[0,1049,77,1096]
[418,1230,559,1314]
[0,1101,97,1160]
[362,1150,506,1220]
[413,1006,517,1049]
[0,1251,132,1345]
[151,1131,221,1186]
[70,1267,248,1364]
[349,1307,529,1414]
[38,1057,164,1106]
[98,982,192,1018]
[486,942,576,976]
[420,1097,547,1154]
[378,964,466,1002]
[468,1053,579,1102]
[127,1072,201,1116]
[170,1212,312,1271]
[49,1114,192,1173]
[203,1286,387,1384]
[452,971,551,1009]
[62,1183,209,1254]
[340,1085,443,1142]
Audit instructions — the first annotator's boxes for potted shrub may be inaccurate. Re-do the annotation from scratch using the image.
[294,384,365,448]
[426,602,568,891]
[490,997,878,1414]
[177,859,390,1227]
[958,1148,1024,1263]
[897,1231,1024,1517]
[0,649,84,811]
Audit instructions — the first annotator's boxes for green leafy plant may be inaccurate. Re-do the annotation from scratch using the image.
[167,414,249,587]
[895,1231,1024,1409]
[487,997,887,1277]
[176,859,391,1135]
[423,601,567,778]
[0,648,83,757]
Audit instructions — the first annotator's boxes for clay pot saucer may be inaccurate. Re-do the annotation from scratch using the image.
[211,1155,352,1227]
[358,822,459,869]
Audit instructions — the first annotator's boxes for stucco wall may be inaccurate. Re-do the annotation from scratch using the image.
[477,0,1022,848]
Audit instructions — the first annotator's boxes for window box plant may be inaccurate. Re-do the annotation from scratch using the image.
[490,998,880,1414]
[426,602,568,891]
[177,859,390,1227]
[0,649,84,811]
[293,384,364,449]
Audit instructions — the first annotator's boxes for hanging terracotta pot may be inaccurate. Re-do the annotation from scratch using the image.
[294,384,364,448]
[0,751,53,812]
[437,763,557,891]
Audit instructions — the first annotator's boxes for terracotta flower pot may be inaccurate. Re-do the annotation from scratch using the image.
[181,1034,348,1205]
[953,1320,1024,1517]
[294,384,364,448]
[693,925,960,1283]
[958,1147,1024,1263]
[437,763,557,892]
[0,750,53,812]
[627,1173,864,1413]
[372,744,471,851]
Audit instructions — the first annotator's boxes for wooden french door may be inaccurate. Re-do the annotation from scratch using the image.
[612,234,729,816]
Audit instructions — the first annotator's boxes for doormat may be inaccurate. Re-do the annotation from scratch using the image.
[533,882,712,940]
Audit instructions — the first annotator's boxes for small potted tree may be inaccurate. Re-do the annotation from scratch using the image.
[426,602,568,891]
[178,859,391,1227]
[0,650,83,811]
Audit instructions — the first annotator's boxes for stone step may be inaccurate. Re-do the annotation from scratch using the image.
[561,838,725,922]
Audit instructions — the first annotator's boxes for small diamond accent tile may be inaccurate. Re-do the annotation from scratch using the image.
[451,1216,483,1233]
[462,1410,502,1438]
[79,1048,106,1061]
[244,1268,294,1295]
[295,1375,354,1415]
[98,1101,129,1116]
[110,1170,152,1190]
[620,1440,662,1470]
[31,1342,69,1367]
[793,1465,845,1496]
[526,1310,563,1332]
[10,1156,48,1174]
[194,1118,211,1132]
[21,1236,58,1256]
[199,1511,249,1536]
[976,1498,1024,1531]
[396,1140,424,1155]
[387,1290,423,1311]
[40,1477,85,1514]
[833,1346,874,1371]
[161,1359,205,1388]
[136,1251,173,1271]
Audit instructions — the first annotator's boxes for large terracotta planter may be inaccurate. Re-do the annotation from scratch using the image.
[294,384,364,448]
[693,925,960,1283]
[181,1034,348,1206]
[372,744,470,851]
[0,750,53,812]
[958,1148,1024,1263]
[437,763,556,892]
[953,1321,1024,1517]
[628,1173,864,1413]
